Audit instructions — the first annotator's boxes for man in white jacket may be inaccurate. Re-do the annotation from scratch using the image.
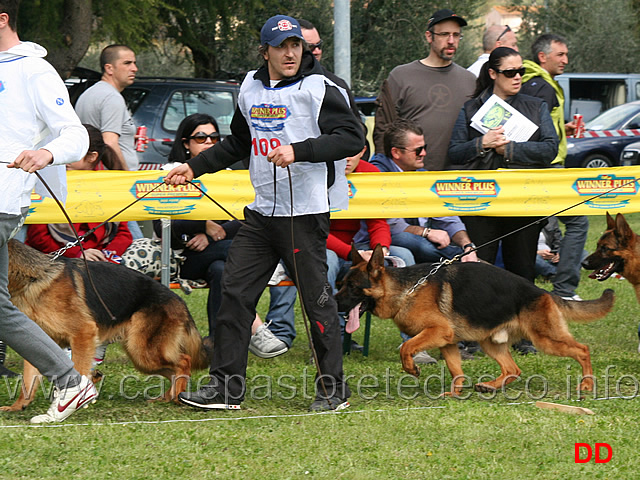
[0,1,97,423]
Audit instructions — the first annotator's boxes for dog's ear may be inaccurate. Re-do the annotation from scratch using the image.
[350,243,366,266]
[615,213,635,243]
[606,212,615,230]
[367,244,386,276]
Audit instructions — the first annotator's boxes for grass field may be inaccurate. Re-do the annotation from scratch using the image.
[1,213,640,479]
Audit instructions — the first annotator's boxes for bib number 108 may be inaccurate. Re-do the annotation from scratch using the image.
[252,137,281,156]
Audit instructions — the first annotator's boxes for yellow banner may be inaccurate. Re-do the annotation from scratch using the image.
[25,167,640,223]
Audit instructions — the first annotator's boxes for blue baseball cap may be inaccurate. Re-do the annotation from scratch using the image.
[260,15,304,47]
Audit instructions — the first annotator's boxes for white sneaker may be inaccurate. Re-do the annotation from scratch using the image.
[268,264,291,286]
[249,323,289,358]
[561,294,583,301]
[413,351,437,365]
[30,376,97,424]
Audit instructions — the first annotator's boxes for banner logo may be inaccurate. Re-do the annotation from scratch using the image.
[250,103,289,132]
[573,173,638,209]
[130,177,205,216]
[431,176,499,212]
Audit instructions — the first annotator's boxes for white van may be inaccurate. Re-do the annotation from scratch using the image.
[555,73,640,122]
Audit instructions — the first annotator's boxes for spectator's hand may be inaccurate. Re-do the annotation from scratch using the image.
[565,120,577,137]
[164,163,194,185]
[186,233,210,252]
[205,221,226,242]
[494,144,507,156]
[267,145,295,168]
[82,248,106,262]
[538,249,555,261]
[9,149,53,173]
[482,127,509,150]
[358,250,373,262]
[427,229,451,249]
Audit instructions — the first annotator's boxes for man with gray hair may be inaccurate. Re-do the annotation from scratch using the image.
[467,24,518,77]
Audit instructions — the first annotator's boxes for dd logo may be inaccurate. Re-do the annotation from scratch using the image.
[574,443,612,463]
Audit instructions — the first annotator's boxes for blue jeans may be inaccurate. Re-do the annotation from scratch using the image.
[535,254,557,278]
[552,215,589,297]
[266,283,297,348]
[391,231,463,263]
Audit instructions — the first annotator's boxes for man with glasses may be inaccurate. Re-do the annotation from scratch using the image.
[468,24,518,77]
[373,9,476,171]
[369,118,478,364]
[521,34,587,302]
[371,118,478,265]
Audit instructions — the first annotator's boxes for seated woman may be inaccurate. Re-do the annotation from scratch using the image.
[26,125,132,262]
[155,114,283,354]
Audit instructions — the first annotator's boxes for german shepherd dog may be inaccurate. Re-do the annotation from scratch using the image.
[583,212,640,292]
[1,239,210,412]
[336,245,614,396]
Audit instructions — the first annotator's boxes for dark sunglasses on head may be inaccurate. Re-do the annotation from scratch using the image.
[398,144,427,155]
[495,66,525,78]
[496,25,511,42]
[188,132,220,144]
[308,40,323,51]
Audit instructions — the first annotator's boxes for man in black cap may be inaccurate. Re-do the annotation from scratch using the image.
[166,14,363,412]
[373,9,476,171]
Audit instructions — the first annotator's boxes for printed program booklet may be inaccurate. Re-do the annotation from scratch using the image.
[470,94,538,142]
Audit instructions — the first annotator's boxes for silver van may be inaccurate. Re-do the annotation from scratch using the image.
[555,73,640,122]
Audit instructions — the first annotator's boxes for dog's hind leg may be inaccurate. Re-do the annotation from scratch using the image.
[474,340,522,393]
[439,343,466,396]
[529,330,594,391]
[164,354,192,403]
[69,322,99,377]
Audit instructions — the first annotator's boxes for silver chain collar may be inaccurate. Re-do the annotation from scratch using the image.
[405,256,458,296]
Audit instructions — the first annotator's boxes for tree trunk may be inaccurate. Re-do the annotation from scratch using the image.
[191,46,218,79]
[45,0,93,79]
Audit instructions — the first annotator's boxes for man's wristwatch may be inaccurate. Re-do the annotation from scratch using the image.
[463,242,476,250]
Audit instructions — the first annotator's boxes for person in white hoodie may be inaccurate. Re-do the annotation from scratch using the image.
[0,1,97,423]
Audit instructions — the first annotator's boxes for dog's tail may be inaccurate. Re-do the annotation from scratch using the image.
[182,315,211,370]
[554,289,615,322]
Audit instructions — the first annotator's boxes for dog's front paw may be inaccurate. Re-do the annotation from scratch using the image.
[474,382,497,393]
[402,362,421,378]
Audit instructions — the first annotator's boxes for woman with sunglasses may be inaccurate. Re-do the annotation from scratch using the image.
[155,114,243,338]
[448,46,558,285]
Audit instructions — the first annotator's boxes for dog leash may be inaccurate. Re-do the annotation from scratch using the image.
[448,176,640,264]
[49,181,167,259]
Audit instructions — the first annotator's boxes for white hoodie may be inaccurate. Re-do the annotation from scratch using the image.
[0,41,88,215]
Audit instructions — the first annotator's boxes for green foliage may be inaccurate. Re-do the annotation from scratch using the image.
[514,0,640,72]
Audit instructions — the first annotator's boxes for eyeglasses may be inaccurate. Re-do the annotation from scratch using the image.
[398,145,427,155]
[431,32,463,40]
[188,132,220,144]
[495,67,525,78]
[308,40,323,51]
[496,25,511,42]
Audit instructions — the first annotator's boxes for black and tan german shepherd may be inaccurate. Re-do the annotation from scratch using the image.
[1,239,210,412]
[583,212,640,294]
[336,244,614,396]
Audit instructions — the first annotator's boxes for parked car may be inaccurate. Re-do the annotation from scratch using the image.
[67,69,241,167]
[619,140,640,166]
[565,101,640,168]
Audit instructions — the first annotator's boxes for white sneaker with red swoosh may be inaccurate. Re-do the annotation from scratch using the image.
[30,376,97,424]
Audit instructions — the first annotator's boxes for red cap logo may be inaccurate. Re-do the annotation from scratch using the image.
[277,19,293,31]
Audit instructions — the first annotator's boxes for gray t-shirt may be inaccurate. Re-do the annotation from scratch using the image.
[75,81,138,170]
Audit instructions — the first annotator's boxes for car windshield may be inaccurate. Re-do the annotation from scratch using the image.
[586,103,640,130]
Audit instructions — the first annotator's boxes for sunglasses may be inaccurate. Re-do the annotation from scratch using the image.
[308,40,323,51]
[496,25,511,42]
[495,66,525,78]
[398,145,427,155]
[188,132,220,144]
